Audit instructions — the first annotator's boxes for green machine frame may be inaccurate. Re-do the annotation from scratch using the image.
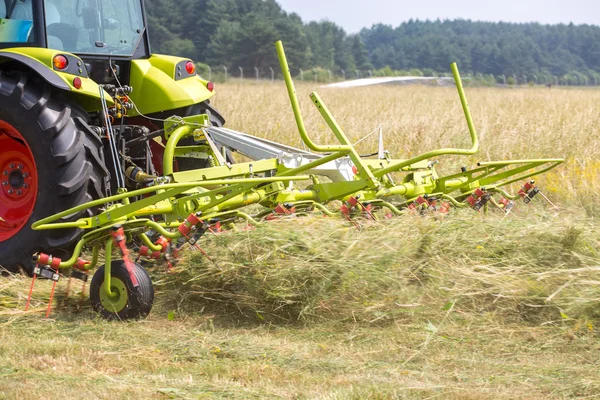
[27,41,563,317]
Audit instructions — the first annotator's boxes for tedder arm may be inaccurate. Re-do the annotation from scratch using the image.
[26,40,563,320]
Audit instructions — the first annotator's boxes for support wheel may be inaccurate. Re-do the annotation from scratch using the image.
[90,260,154,320]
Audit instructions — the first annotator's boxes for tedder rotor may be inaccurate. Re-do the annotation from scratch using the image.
[17,40,563,320]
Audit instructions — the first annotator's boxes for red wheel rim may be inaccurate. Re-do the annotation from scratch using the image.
[0,121,38,241]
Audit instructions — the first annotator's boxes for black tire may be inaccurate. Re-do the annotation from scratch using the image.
[0,69,108,273]
[90,260,154,320]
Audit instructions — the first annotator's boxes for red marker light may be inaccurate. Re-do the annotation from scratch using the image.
[206,81,214,92]
[73,77,82,89]
[53,55,68,70]
[185,61,196,75]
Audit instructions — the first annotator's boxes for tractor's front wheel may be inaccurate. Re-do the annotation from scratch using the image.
[90,260,154,320]
[0,70,107,274]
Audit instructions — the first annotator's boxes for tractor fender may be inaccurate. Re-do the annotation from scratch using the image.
[0,48,113,112]
[0,51,70,90]
[129,54,215,116]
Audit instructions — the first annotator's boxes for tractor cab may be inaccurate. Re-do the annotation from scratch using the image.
[0,0,150,84]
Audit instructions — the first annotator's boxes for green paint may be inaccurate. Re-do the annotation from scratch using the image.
[129,55,214,116]
[104,239,116,299]
[99,277,128,312]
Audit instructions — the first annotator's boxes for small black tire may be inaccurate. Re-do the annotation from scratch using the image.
[89,260,154,320]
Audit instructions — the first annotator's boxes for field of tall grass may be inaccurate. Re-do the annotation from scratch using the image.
[1,82,599,399]
[212,82,600,212]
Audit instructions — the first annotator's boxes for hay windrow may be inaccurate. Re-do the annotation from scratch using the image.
[153,208,600,326]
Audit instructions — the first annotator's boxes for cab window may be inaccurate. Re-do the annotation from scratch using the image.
[45,0,144,55]
[0,0,34,43]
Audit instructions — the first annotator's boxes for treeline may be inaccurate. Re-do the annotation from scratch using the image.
[362,20,600,82]
[145,0,600,83]
[145,0,371,75]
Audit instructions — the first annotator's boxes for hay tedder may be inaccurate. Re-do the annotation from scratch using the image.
[0,0,562,319]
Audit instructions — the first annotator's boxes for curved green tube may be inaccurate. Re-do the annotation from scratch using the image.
[104,238,117,298]
[372,62,479,178]
[276,40,352,153]
[163,125,194,176]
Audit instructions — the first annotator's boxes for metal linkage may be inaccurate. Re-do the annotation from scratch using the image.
[519,180,540,204]
[25,260,60,317]
[466,188,491,212]
[111,225,139,287]
[25,252,93,317]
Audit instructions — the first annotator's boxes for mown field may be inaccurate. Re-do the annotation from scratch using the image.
[1,82,600,399]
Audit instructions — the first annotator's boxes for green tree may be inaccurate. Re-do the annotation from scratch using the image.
[351,35,372,71]
[144,2,600,81]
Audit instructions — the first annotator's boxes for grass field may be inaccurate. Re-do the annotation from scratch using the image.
[1,82,600,399]
[212,82,600,211]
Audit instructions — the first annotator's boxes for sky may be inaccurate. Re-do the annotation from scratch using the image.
[276,0,600,33]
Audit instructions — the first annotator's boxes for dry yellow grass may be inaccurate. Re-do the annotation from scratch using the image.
[1,82,600,399]
[213,83,600,212]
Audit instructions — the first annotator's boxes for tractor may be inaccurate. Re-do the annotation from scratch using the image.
[0,0,221,273]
